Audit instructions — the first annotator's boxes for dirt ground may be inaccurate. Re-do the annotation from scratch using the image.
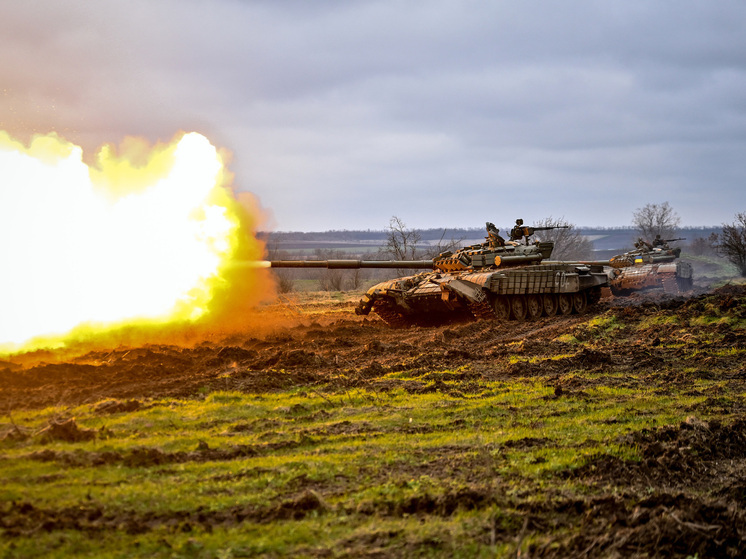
[2,285,746,557]
[2,287,743,413]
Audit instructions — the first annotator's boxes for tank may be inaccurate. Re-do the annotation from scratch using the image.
[268,221,609,326]
[598,238,694,295]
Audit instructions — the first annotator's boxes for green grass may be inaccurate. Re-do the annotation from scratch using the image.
[681,252,741,281]
[0,372,734,558]
[571,313,625,343]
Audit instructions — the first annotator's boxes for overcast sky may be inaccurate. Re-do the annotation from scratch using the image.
[1,1,745,231]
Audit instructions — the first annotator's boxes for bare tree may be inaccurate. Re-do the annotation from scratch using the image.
[319,271,346,292]
[688,233,719,257]
[632,202,681,242]
[382,216,422,260]
[422,229,464,259]
[314,248,349,292]
[716,213,746,277]
[532,217,594,260]
[266,243,295,293]
[348,268,364,290]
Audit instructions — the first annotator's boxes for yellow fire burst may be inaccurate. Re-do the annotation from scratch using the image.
[0,131,266,353]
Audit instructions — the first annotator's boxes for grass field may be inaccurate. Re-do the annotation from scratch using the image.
[2,285,746,557]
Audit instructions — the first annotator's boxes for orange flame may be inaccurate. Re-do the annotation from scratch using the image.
[0,131,272,354]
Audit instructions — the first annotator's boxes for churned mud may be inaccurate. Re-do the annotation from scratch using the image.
[3,289,744,411]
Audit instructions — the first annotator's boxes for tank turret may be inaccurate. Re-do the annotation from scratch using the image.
[595,240,693,295]
[429,239,552,272]
[267,235,555,274]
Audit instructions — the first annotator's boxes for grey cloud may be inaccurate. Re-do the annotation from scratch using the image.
[1,1,745,230]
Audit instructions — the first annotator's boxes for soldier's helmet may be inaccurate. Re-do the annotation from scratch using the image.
[516,218,523,226]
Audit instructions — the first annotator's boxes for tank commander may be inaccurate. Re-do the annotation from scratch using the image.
[486,222,505,248]
[509,219,530,244]
[635,237,653,251]
[652,234,667,248]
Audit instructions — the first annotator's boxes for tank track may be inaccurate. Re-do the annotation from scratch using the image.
[372,288,601,327]
[469,299,497,321]
[372,300,410,328]
[490,289,601,322]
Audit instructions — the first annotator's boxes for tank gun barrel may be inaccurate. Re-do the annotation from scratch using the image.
[663,237,686,242]
[569,260,613,267]
[267,259,435,269]
[531,225,570,232]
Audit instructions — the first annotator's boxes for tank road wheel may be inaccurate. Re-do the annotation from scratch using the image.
[542,294,558,317]
[572,291,588,314]
[558,294,573,315]
[493,296,511,321]
[526,294,543,321]
[510,295,528,321]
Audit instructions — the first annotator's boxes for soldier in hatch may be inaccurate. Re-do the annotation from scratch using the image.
[509,219,529,243]
[635,237,653,251]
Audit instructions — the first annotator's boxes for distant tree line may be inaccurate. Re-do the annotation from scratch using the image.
[266,203,746,292]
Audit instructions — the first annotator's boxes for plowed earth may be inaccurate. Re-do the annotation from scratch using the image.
[2,286,746,557]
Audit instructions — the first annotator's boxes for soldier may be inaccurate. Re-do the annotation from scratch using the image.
[652,234,667,249]
[509,219,529,243]
[485,222,505,248]
[635,237,653,250]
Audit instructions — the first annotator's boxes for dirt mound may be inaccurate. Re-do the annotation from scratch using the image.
[36,418,96,443]
[93,399,145,414]
[528,493,745,559]
[549,417,746,556]
[566,418,746,487]
[0,489,331,538]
